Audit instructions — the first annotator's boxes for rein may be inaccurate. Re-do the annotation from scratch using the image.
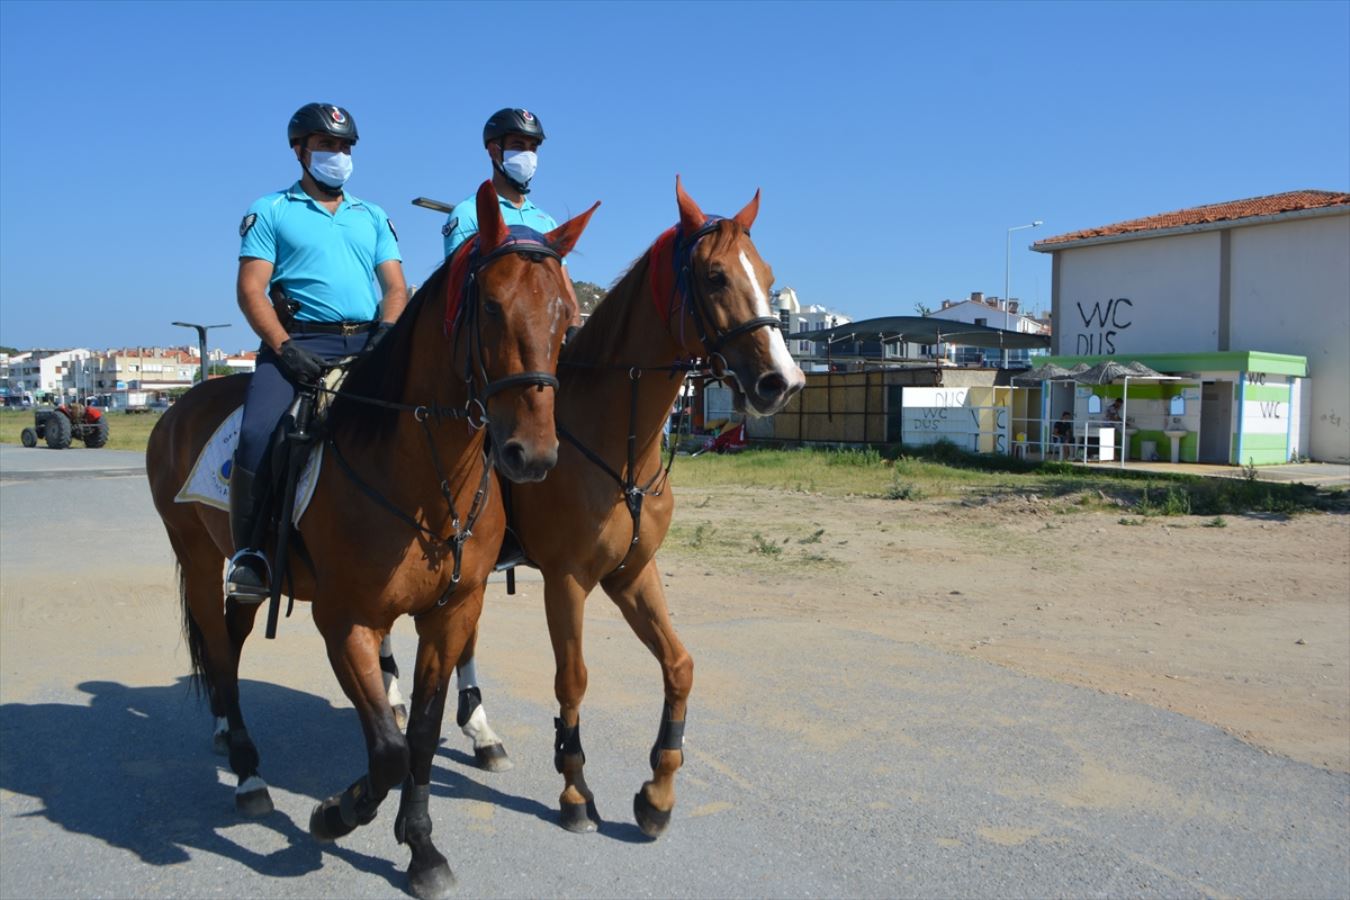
[319,233,564,605]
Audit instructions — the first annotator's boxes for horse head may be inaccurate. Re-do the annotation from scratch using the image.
[672,176,805,416]
[467,181,598,482]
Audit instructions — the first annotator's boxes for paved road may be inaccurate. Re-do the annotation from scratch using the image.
[1,444,1347,898]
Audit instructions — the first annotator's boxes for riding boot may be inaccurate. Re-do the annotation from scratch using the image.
[226,463,271,603]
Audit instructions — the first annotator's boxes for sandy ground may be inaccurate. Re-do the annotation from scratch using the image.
[660,485,1350,773]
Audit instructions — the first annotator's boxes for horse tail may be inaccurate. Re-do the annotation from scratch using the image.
[177,560,214,706]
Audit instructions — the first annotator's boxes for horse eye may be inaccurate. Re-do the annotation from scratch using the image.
[707,269,727,288]
[483,298,503,318]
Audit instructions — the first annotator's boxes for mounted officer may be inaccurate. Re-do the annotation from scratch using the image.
[442,108,559,258]
[227,102,408,602]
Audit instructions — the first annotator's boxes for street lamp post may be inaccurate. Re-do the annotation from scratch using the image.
[172,322,231,385]
[1003,220,1043,366]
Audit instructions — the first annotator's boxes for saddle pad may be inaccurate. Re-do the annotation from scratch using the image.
[173,405,322,527]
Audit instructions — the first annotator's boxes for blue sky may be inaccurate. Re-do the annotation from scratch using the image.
[1,0,1346,352]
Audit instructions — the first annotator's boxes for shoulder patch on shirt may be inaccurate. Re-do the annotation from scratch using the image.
[441,217,458,238]
[387,218,398,242]
[239,213,257,238]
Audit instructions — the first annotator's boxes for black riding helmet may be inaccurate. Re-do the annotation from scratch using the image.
[287,103,359,148]
[482,108,545,147]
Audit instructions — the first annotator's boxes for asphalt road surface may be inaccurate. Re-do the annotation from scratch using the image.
[1,444,1347,898]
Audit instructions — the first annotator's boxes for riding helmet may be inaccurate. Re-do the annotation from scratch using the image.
[287,103,359,147]
[482,108,545,146]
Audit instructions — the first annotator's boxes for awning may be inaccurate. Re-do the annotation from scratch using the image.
[810,315,1052,351]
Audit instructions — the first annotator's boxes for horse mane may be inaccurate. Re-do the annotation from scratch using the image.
[327,256,451,445]
[561,220,743,368]
[560,250,653,368]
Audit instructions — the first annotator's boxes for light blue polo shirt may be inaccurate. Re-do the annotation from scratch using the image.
[442,192,559,259]
[239,182,402,323]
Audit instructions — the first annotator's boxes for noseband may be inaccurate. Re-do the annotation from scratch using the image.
[672,217,782,359]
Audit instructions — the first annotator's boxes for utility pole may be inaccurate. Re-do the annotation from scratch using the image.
[172,322,231,384]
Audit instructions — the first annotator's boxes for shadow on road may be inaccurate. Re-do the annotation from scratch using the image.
[435,746,653,844]
[0,678,556,883]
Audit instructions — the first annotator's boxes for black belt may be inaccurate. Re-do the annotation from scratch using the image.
[290,320,378,336]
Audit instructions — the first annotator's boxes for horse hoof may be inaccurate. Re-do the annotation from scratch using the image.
[392,704,408,732]
[559,799,599,833]
[474,743,513,772]
[235,787,274,818]
[408,856,456,900]
[633,791,672,839]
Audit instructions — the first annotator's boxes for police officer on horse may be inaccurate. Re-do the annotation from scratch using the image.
[227,102,408,602]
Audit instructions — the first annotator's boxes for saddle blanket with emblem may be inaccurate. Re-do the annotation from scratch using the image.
[173,405,322,527]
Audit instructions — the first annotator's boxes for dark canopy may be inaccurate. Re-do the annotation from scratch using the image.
[811,315,1052,351]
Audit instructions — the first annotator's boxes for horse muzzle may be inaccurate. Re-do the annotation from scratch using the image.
[495,437,559,483]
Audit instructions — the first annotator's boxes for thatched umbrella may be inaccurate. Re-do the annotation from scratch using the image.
[1011,362,1074,384]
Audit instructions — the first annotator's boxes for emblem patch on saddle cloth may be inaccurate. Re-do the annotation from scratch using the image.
[173,405,322,527]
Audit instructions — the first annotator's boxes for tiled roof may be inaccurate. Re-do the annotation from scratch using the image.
[1034,190,1350,249]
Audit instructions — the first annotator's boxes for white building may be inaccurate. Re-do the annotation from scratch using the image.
[928,292,1051,366]
[1033,189,1350,463]
[1,348,92,400]
[773,287,852,360]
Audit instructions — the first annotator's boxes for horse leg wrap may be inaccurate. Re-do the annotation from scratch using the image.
[314,774,380,840]
[649,707,686,771]
[554,717,585,773]
[456,686,482,729]
[379,650,401,681]
[394,777,432,846]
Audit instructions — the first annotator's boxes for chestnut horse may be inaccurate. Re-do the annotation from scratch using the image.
[146,181,595,899]
[393,177,805,836]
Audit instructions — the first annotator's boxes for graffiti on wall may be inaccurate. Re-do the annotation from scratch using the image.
[1074,297,1134,354]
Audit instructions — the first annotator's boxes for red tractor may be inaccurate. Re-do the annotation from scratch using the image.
[20,402,110,449]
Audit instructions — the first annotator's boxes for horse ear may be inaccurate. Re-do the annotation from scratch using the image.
[544,201,600,258]
[675,174,705,234]
[733,189,760,231]
[475,180,509,252]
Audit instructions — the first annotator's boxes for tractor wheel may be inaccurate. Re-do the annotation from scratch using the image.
[44,413,72,449]
[20,427,37,448]
[83,419,109,448]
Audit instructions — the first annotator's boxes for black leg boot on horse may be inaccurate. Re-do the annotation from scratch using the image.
[226,463,271,604]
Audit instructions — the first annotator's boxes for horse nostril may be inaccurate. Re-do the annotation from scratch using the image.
[501,441,527,473]
[757,372,788,401]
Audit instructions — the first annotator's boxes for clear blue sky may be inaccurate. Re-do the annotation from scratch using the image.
[1,0,1346,352]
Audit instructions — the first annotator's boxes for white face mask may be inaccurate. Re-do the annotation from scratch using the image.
[501,149,537,186]
[308,150,352,188]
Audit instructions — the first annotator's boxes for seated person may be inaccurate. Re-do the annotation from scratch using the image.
[1052,412,1074,443]
[1104,398,1123,423]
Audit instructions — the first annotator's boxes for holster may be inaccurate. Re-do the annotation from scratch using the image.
[270,285,300,333]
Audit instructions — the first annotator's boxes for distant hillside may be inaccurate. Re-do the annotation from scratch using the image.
[572,280,607,315]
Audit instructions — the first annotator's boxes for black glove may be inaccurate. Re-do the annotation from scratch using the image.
[277,340,324,386]
[364,321,394,355]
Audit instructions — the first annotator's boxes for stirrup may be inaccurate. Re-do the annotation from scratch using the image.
[226,549,271,604]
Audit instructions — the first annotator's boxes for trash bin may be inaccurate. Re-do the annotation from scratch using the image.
[1140,439,1158,462]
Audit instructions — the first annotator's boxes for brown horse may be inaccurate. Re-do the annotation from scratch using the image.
[146,180,596,899]
[408,177,805,836]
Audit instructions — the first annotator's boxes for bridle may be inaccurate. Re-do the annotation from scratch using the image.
[670,217,781,366]
[453,233,565,426]
[324,230,568,599]
[547,216,781,577]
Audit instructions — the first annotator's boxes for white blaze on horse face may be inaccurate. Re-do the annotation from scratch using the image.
[738,250,797,375]
[547,295,567,359]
